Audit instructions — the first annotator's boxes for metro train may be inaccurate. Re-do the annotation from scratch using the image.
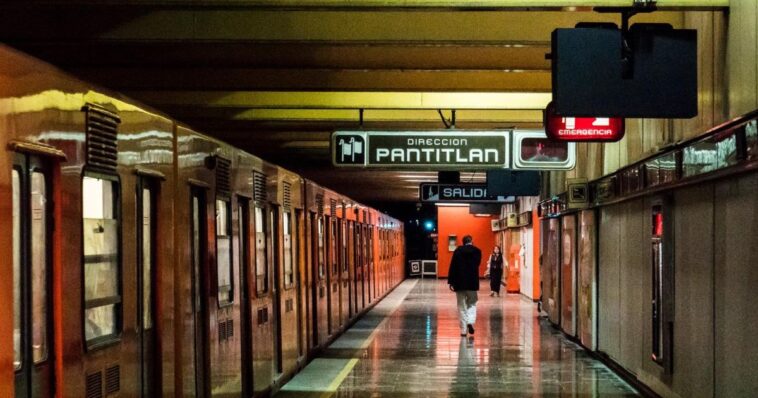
[0,45,405,397]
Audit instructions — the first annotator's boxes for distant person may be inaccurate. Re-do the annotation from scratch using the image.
[448,235,482,337]
[487,245,504,297]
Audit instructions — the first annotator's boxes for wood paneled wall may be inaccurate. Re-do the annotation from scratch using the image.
[727,0,758,118]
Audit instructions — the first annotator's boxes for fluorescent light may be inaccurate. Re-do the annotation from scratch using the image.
[434,203,469,207]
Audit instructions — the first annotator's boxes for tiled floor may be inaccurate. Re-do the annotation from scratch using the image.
[278,279,639,398]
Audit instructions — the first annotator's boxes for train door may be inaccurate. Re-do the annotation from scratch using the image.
[190,187,210,398]
[278,205,298,375]
[13,154,54,398]
[294,209,304,360]
[271,206,283,375]
[136,178,159,397]
[361,225,371,308]
[238,198,253,398]
[368,227,374,303]
[252,202,273,395]
[308,212,326,347]
[353,223,362,314]
[328,216,340,333]
[341,220,351,320]
[363,225,370,305]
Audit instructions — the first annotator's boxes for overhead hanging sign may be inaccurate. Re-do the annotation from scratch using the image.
[486,170,541,196]
[332,131,509,170]
[419,183,515,203]
[544,102,625,142]
[512,130,576,170]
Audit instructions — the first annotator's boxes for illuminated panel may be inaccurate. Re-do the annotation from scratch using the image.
[544,102,624,142]
[512,130,576,170]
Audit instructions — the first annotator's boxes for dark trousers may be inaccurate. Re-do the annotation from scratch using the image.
[490,269,503,293]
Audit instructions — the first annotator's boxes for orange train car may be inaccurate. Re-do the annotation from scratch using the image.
[0,44,405,397]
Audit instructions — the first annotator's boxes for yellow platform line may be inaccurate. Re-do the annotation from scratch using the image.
[277,279,419,398]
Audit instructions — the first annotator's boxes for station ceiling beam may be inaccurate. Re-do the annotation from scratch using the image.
[14,42,552,70]
[2,1,728,10]
[70,68,551,92]
[0,10,686,43]
[126,91,553,110]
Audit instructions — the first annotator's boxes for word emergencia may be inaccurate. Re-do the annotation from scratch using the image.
[544,102,625,142]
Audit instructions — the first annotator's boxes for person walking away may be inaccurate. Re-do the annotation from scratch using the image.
[448,235,482,336]
[488,245,504,297]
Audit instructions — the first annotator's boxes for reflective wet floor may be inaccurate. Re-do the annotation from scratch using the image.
[278,279,639,397]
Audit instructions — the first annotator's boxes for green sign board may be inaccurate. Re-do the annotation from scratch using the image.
[332,131,510,169]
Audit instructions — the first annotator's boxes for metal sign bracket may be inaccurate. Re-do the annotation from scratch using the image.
[594,0,658,79]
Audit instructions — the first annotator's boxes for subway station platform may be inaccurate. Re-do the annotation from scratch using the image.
[278,279,638,397]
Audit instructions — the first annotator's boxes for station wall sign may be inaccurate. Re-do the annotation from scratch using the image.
[544,102,624,142]
[419,183,515,203]
[332,130,509,170]
[512,130,576,170]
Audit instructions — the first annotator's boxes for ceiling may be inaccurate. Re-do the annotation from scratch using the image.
[0,1,718,203]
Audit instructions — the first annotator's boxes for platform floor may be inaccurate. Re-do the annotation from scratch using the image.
[278,279,638,397]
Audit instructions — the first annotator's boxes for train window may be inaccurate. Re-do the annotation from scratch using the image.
[294,210,302,285]
[652,205,664,363]
[255,206,268,294]
[31,172,48,363]
[342,222,348,272]
[318,218,325,279]
[379,230,383,260]
[388,231,391,258]
[357,226,362,265]
[216,199,233,305]
[283,212,294,287]
[239,200,250,296]
[141,187,154,330]
[331,219,338,275]
[191,191,206,319]
[12,169,21,370]
[82,175,121,346]
[367,228,372,266]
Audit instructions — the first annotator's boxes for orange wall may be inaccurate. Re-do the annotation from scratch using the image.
[437,206,498,278]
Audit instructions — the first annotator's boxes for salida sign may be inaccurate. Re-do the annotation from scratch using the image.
[419,183,515,203]
[332,131,509,169]
[544,102,624,142]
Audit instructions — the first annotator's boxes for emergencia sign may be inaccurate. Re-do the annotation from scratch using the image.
[332,131,510,169]
[419,183,515,203]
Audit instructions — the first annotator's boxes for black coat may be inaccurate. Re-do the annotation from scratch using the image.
[447,244,482,291]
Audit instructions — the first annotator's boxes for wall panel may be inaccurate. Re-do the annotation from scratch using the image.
[727,0,758,118]
[598,206,621,362]
[560,215,576,336]
[671,184,715,398]
[545,218,561,325]
[714,173,758,397]
[618,200,645,375]
[577,210,597,350]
